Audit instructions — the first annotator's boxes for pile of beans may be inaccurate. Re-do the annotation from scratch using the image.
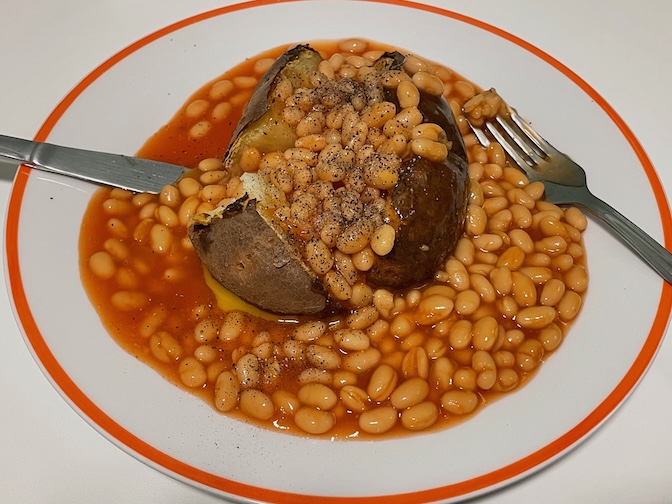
[80,39,588,438]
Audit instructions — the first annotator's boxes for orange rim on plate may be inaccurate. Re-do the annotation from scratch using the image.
[5,1,672,502]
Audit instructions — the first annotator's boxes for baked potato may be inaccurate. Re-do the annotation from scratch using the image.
[189,45,469,315]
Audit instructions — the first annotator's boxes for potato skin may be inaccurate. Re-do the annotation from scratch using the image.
[189,199,327,314]
[367,58,469,288]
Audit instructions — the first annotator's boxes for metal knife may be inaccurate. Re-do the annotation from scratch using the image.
[0,133,186,194]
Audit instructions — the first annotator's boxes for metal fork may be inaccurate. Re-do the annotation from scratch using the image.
[469,105,672,284]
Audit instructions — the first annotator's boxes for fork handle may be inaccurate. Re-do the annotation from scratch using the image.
[573,187,672,284]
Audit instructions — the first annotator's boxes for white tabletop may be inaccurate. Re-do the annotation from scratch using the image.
[2,1,671,503]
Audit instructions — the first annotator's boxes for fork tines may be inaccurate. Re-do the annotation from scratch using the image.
[470,108,557,172]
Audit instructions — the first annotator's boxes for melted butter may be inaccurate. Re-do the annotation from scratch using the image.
[204,267,298,323]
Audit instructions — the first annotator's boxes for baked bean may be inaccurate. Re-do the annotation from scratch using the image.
[342,348,381,374]
[507,188,535,209]
[389,312,415,337]
[400,331,424,351]
[465,204,487,236]
[484,163,503,180]
[235,354,260,389]
[283,340,306,362]
[482,196,508,216]
[516,306,556,329]
[525,252,552,267]
[510,204,533,229]
[415,294,454,325]
[359,406,398,434]
[401,401,438,431]
[324,270,352,300]
[454,289,480,315]
[89,251,116,279]
[351,283,374,308]
[346,306,379,330]
[535,236,568,256]
[295,320,327,342]
[298,368,332,385]
[511,271,537,307]
[429,357,455,392]
[102,197,133,217]
[445,258,471,291]
[179,357,207,388]
[214,371,240,412]
[177,195,200,227]
[441,390,479,415]
[390,377,429,409]
[524,181,545,200]
[538,323,564,351]
[496,246,525,269]
[515,339,544,372]
[194,344,217,364]
[453,368,477,391]
[564,264,588,292]
[370,224,396,256]
[138,201,158,220]
[220,311,244,341]
[488,209,513,232]
[424,337,447,359]
[519,267,553,285]
[333,370,358,388]
[139,310,166,338]
[472,350,497,390]
[294,407,335,434]
[334,329,370,351]
[149,331,182,363]
[567,243,585,259]
[401,347,429,379]
[412,71,444,96]
[304,239,334,275]
[111,291,147,311]
[448,320,473,350]
[564,207,588,230]
[194,318,218,343]
[492,350,515,368]
[271,390,299,416]
[306,344,342,370]
[508,230,533,256]
[453,237,475,265]
[557,291,582,321]
[340,385,369,412]
[297,383,338,410]
[471,316,499,351]
[473,233,503,253]
[563,223,582,243]
[490,266,513,295]
[494,368,520,392]
[106,218,129,239]
[367,364,398,402]
[240,390,274,421]
[501,166,527,187]
[540,278,566,306]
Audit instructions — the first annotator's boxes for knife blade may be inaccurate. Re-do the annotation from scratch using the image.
[0,133,186,194]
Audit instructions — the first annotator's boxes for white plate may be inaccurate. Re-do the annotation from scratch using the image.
[5,1,672,503]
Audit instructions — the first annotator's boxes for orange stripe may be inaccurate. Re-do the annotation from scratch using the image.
[6,0,671,502]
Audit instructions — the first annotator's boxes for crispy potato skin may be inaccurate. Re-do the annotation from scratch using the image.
[190,199,327,314]
[367,60,469,288]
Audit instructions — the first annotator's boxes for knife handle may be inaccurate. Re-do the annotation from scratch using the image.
[0,134,37,164]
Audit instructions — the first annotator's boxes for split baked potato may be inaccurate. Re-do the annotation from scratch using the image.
[189,45,469,315]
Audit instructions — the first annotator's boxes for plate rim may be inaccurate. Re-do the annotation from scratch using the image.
[5,0,672,502]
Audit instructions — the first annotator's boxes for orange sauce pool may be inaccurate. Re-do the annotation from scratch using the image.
[79,39,587,439]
